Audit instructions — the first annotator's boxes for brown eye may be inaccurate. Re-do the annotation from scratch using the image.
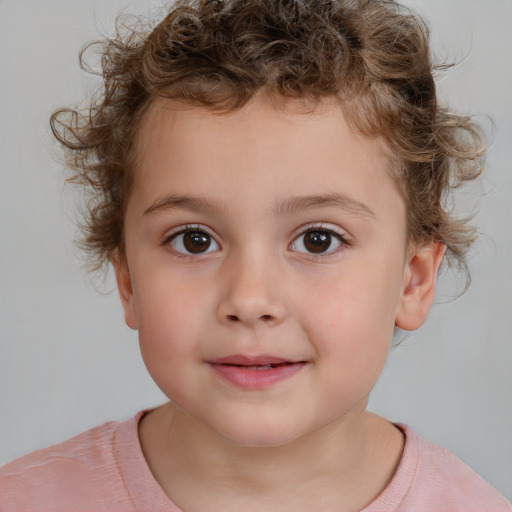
[183,231,211,253]
[292,228,344,255]
[170,228,220,254]
[303,231,331,253]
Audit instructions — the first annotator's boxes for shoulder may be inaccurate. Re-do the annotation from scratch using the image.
[0,416,139,512]
[400,425,511,511]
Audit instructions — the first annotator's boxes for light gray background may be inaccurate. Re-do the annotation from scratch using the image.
[1,0,511,500]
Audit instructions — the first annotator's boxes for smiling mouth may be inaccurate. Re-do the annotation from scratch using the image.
[225,362,298,370]
[207,357,307,388]
[208,354,303,366]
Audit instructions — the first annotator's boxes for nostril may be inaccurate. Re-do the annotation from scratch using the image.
[227,315,239,322]
[260,315,272,321]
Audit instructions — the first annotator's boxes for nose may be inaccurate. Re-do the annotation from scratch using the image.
[216,252,286,328]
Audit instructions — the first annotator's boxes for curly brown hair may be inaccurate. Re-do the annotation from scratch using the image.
[51,0,485,277]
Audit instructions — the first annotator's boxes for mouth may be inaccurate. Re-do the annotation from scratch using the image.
[233,363,291,370]
[207,355,307,389]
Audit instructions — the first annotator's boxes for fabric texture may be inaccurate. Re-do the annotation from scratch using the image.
[1,411,510,511]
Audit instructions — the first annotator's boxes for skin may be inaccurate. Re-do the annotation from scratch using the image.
[114,93,445,511]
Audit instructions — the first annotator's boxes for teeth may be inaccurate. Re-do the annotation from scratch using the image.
[245,365,273,370]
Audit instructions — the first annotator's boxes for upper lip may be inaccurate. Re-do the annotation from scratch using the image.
[208,355,302,366]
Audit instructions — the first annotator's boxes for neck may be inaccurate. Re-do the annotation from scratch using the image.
[139,402,404,511]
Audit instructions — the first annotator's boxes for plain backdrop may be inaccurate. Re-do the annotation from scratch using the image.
[1,0,511,500]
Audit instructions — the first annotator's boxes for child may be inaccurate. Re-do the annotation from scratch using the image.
[1,0,510,510]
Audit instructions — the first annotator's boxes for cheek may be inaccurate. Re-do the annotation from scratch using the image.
[299,265,401,369]
[308,290,394,407]
[305,269,399,331]
[133,273,212,377]
[136,296,204,406]
[134,264,212,330]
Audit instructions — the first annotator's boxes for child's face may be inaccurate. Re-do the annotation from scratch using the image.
[115,95,432,447]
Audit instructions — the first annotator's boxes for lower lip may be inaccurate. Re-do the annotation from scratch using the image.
[209,362,306,389]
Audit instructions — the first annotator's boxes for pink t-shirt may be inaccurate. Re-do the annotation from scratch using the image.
[1,411,510,511]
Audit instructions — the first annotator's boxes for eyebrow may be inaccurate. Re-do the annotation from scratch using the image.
[273,193,375,218]
[143,192,375,219]
[143,195,228,216]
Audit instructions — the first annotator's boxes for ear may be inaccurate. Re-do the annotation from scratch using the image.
[395,242,446,331]
[112,252,138,330]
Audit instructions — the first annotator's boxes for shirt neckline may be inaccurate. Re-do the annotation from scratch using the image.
[116,411,418,512]
[361,423,419,511]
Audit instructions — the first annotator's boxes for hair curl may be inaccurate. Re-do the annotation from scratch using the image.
[51,0,485,279]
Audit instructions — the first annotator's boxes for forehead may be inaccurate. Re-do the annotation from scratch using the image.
[130,94,403,224]
[134,93,390,160]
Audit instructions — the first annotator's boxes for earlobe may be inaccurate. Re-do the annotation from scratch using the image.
[112,252,138,330]
[395,242,446,331]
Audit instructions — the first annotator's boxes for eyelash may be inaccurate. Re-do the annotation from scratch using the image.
[290,224,349,259]
[163,224,220,257]
[162,223,349,257]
